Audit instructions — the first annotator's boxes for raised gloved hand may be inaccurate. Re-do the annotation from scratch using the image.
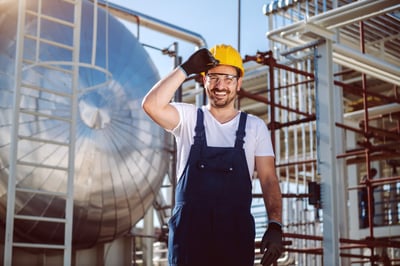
[260,222,283,266]
[180,48,219,76]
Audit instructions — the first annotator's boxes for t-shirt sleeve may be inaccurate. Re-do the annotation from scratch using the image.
[255,119,275,157]
[168,102,196,137]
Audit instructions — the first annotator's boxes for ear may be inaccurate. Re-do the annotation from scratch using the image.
[237,77,243,91]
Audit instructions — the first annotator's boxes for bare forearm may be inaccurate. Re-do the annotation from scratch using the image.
[262,177,282,223]
[256,156,283,223]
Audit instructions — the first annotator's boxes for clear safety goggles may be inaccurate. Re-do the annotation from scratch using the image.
[206,73,238,86]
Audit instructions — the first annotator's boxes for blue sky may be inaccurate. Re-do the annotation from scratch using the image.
[109,0,271,76]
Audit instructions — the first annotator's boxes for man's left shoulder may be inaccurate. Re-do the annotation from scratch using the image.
[242,112,266,125]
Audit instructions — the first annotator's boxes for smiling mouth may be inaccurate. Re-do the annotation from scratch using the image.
[214,91,227,97]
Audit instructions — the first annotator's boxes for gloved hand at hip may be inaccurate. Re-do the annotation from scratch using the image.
[180,48,219,76]
[260,222,283,266]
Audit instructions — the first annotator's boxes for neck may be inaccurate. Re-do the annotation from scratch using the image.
[207,105,239,124]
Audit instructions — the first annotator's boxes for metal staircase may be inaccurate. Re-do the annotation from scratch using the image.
[3,0,82,265]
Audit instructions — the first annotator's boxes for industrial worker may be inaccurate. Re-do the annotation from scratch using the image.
[142,44,283,266]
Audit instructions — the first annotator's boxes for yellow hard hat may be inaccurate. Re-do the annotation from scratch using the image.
[209,44,244,77]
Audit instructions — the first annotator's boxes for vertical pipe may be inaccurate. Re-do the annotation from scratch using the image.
[91,0,98,65]
[359,21,375,241]
[359,20,376,265]
[143,207,154,265]
[131,235,137,265]
[268,53,276,147]
[173,42,181,102]
[316,39,341,266]
[237,0,241,52]
[36,0,42,62]
[308,58,315,182]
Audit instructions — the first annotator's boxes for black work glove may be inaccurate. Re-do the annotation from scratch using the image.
[260,222,283,266]
[180,48,219,76]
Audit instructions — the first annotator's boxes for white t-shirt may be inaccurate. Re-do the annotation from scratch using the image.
[168,103,275,179]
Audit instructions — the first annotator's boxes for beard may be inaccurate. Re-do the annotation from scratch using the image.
[206,85,238,108]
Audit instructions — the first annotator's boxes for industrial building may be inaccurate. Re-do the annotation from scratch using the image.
[0,0,399,265]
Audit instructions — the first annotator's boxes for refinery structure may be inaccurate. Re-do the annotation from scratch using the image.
[0,0,399,265]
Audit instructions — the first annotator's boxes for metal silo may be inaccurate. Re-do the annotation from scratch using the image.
[0,0,168,250]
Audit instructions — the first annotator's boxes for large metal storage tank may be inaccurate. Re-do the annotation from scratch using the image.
[0,0,168,248]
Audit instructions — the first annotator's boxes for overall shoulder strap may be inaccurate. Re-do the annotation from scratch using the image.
[193,108,206,145]
[235,112,248,148]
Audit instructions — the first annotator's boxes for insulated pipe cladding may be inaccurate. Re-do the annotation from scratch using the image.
[0,0,168,248]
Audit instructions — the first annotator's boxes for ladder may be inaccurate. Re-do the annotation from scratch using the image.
[4,0,82,265]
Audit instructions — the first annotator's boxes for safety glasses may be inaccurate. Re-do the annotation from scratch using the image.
[206,73,238,86]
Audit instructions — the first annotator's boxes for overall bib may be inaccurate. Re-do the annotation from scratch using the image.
[168,109,255,266]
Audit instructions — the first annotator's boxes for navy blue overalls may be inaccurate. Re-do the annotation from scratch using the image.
[168,109,255,266]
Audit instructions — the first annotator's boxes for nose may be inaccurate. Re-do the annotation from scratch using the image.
[215,78,223,85]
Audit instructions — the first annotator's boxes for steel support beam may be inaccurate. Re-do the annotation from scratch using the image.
[316,39,344,266]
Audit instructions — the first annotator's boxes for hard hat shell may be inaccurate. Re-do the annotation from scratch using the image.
[209,44,244,77]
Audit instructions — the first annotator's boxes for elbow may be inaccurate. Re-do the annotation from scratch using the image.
[141,95,152,115]
[141,95,161,122]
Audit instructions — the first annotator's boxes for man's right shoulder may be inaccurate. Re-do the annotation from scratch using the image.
[168,103,197,134]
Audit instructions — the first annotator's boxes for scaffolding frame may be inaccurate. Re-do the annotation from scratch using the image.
[240,0,400,265]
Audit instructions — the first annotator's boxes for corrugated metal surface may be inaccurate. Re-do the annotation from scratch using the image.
[0,0,168,249]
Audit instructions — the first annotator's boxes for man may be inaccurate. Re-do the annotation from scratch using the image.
[142,44,283,266]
